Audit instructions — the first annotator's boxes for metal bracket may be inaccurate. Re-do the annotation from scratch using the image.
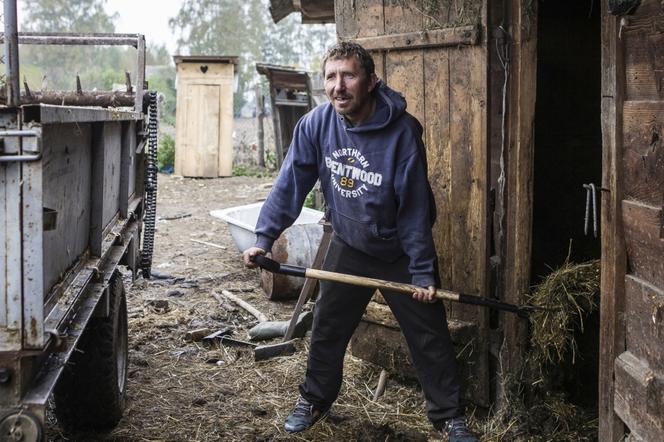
[0,130,41,162]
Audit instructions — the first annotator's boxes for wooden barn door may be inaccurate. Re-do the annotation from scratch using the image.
[600,1,664,440]
[336,1,490,406]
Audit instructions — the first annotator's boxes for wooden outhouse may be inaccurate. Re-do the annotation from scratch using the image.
[173,55,238,177]
[274,0,664,439]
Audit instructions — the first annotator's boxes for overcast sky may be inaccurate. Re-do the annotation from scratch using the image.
[18,0,184,54]
[105,0,183,53]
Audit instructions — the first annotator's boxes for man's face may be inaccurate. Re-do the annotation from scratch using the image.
[324,56,377,123]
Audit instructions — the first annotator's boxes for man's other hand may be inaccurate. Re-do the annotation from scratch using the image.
[412,286,437,303]
[243,247,266,268]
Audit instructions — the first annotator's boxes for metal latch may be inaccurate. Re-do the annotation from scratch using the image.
[0,130,41,162]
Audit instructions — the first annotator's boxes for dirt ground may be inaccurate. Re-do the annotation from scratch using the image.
[47,173,449,442]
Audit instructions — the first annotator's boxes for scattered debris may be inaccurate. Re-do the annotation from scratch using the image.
[167,289,186,297]
[149,270,174,280]
[220,290,268,322]
[191,238,228,250]
[145,299,170,313]
[184,328,212,342]
[159,213,192,221]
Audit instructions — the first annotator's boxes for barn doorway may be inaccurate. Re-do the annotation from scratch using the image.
[532,0,602,409]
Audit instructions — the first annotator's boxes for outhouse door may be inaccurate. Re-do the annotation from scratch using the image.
[599,1,664,440]
[336,1,490,406]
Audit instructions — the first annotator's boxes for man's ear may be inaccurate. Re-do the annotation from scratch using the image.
[368,73,378,93]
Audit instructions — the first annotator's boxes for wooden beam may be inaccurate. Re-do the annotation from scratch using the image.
[599,5,627,441]
[500,0,537,405]
[345,25,480,51]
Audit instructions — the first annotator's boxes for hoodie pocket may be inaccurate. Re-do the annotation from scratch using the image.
[371,223,398,241]
[328,208,402,259]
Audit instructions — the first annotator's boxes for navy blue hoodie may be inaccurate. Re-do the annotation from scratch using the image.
[254,81,437,287]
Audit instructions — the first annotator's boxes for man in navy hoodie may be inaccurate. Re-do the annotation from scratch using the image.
[243,42,477,442]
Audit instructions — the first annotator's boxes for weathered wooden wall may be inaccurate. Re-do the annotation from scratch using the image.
[337,0,490,406]
[600,1,664,440]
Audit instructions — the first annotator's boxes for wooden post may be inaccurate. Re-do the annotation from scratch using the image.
[255,85,265,168]
[499,0,537,406]
[598,6,626,441]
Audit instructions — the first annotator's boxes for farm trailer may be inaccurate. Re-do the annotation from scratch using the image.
[0,9,158,440]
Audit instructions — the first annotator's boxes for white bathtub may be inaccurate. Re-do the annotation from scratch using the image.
[210,202,324,253]
[211,202,325,299]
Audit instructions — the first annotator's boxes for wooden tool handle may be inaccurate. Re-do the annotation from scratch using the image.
[305,268,461,302]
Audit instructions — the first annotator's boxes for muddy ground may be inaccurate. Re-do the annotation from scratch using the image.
[47,173,451,441]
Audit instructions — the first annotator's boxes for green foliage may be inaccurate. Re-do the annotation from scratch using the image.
[303,190,316,209]
[232,165,266,177]
[157,133,175,170]
[170,0,335,115]
[147,67,177,126]
[264,149,277,171]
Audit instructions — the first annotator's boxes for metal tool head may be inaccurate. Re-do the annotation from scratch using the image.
[254,340,297,361]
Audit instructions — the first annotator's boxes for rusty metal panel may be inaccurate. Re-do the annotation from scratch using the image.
[21,131,45,348]
[0,133,23,351]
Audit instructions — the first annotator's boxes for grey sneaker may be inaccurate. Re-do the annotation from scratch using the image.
[441,416,478,442]
[283,395,327,433]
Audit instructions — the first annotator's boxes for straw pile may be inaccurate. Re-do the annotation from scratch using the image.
[480,256,601,441]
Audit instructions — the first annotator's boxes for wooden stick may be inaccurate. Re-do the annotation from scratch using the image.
[211,292,236,312]
[221,290,268,322]
[372,369,389,401]
[191,239,227,250]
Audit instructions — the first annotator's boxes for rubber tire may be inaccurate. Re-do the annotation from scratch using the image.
[54,273,128,433]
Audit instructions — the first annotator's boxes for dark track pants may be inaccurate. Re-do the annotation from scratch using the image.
[299,235,463,425]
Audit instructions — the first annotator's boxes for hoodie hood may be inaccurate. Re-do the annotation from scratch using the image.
[346,80,407,133]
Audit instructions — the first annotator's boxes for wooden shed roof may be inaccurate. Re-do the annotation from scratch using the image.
[173,55,239,65]
[269,0,334,24]
[256,63,310,90]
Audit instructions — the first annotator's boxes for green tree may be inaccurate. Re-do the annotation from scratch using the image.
[170,0,334,115]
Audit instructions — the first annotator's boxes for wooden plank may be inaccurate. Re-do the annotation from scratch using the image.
[90,123,105,257]
[424,48,452,287]
[448,43,487,310]
[42,124,92,292]
[101,122,122,228]
[446,29,489,406]
[614,351,664,441]
[180,84,221,177]
[624,275,664,372]
[599,6,628,440]
[349,25,479,51]
[622,200,664,287]
[501,0,537,405]
[622,101,664,206]
[335,0,384,39]
[384,0,423,35]
[622,6,664,101]
[385,50,425,125]
[218,80,234,177]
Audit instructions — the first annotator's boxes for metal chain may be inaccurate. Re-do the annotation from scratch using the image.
[141,91,158,277]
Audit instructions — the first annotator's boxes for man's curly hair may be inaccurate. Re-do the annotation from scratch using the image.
[322,41,375,78]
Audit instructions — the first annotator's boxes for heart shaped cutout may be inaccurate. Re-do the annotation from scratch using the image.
[200,65,209,74]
